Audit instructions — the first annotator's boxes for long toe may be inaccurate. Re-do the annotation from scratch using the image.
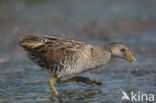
[94,80,102,85]
[82,78,102,85]
[89,79,102,85]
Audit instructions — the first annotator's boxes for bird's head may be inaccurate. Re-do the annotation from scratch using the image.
[107,42,136,64]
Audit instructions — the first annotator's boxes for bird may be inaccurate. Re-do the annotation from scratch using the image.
[15,30,136,95]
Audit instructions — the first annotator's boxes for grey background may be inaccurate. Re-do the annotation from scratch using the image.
[0,0,156,103]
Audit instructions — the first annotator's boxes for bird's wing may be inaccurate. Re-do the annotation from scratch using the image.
[42,36,88,64]
[20,34,89,65]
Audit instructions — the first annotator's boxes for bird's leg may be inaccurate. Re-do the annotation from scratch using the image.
[49,77,58,95]
[56,76,102,85]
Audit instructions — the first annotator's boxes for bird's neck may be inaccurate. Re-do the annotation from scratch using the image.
[91,46,111,67]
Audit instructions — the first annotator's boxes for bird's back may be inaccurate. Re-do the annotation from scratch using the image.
[17,32,93,76]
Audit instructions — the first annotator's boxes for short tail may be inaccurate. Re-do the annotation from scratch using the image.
[13,27,25,40]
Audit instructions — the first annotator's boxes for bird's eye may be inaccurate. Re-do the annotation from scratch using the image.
[121,49,125,52]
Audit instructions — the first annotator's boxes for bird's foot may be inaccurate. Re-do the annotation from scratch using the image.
[76,77,102,85]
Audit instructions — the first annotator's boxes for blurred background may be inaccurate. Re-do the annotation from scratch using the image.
[0,0,156,103]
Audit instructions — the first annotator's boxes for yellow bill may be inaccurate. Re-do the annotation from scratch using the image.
[125,51,136,64]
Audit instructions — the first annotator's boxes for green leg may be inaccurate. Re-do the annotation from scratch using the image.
[56,76,102,85]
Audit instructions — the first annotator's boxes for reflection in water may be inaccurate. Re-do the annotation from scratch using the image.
[50,95,56,103]
[50,92,72,103]
[49,87,103,103]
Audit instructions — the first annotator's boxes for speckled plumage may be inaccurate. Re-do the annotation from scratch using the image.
[16,30,136,95]
[18,33,112,77]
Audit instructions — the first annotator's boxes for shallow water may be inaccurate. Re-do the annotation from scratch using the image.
[0,0,156,103]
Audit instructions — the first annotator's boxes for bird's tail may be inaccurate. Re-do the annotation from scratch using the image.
[13,27,25,40]
[12,27,44,51]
